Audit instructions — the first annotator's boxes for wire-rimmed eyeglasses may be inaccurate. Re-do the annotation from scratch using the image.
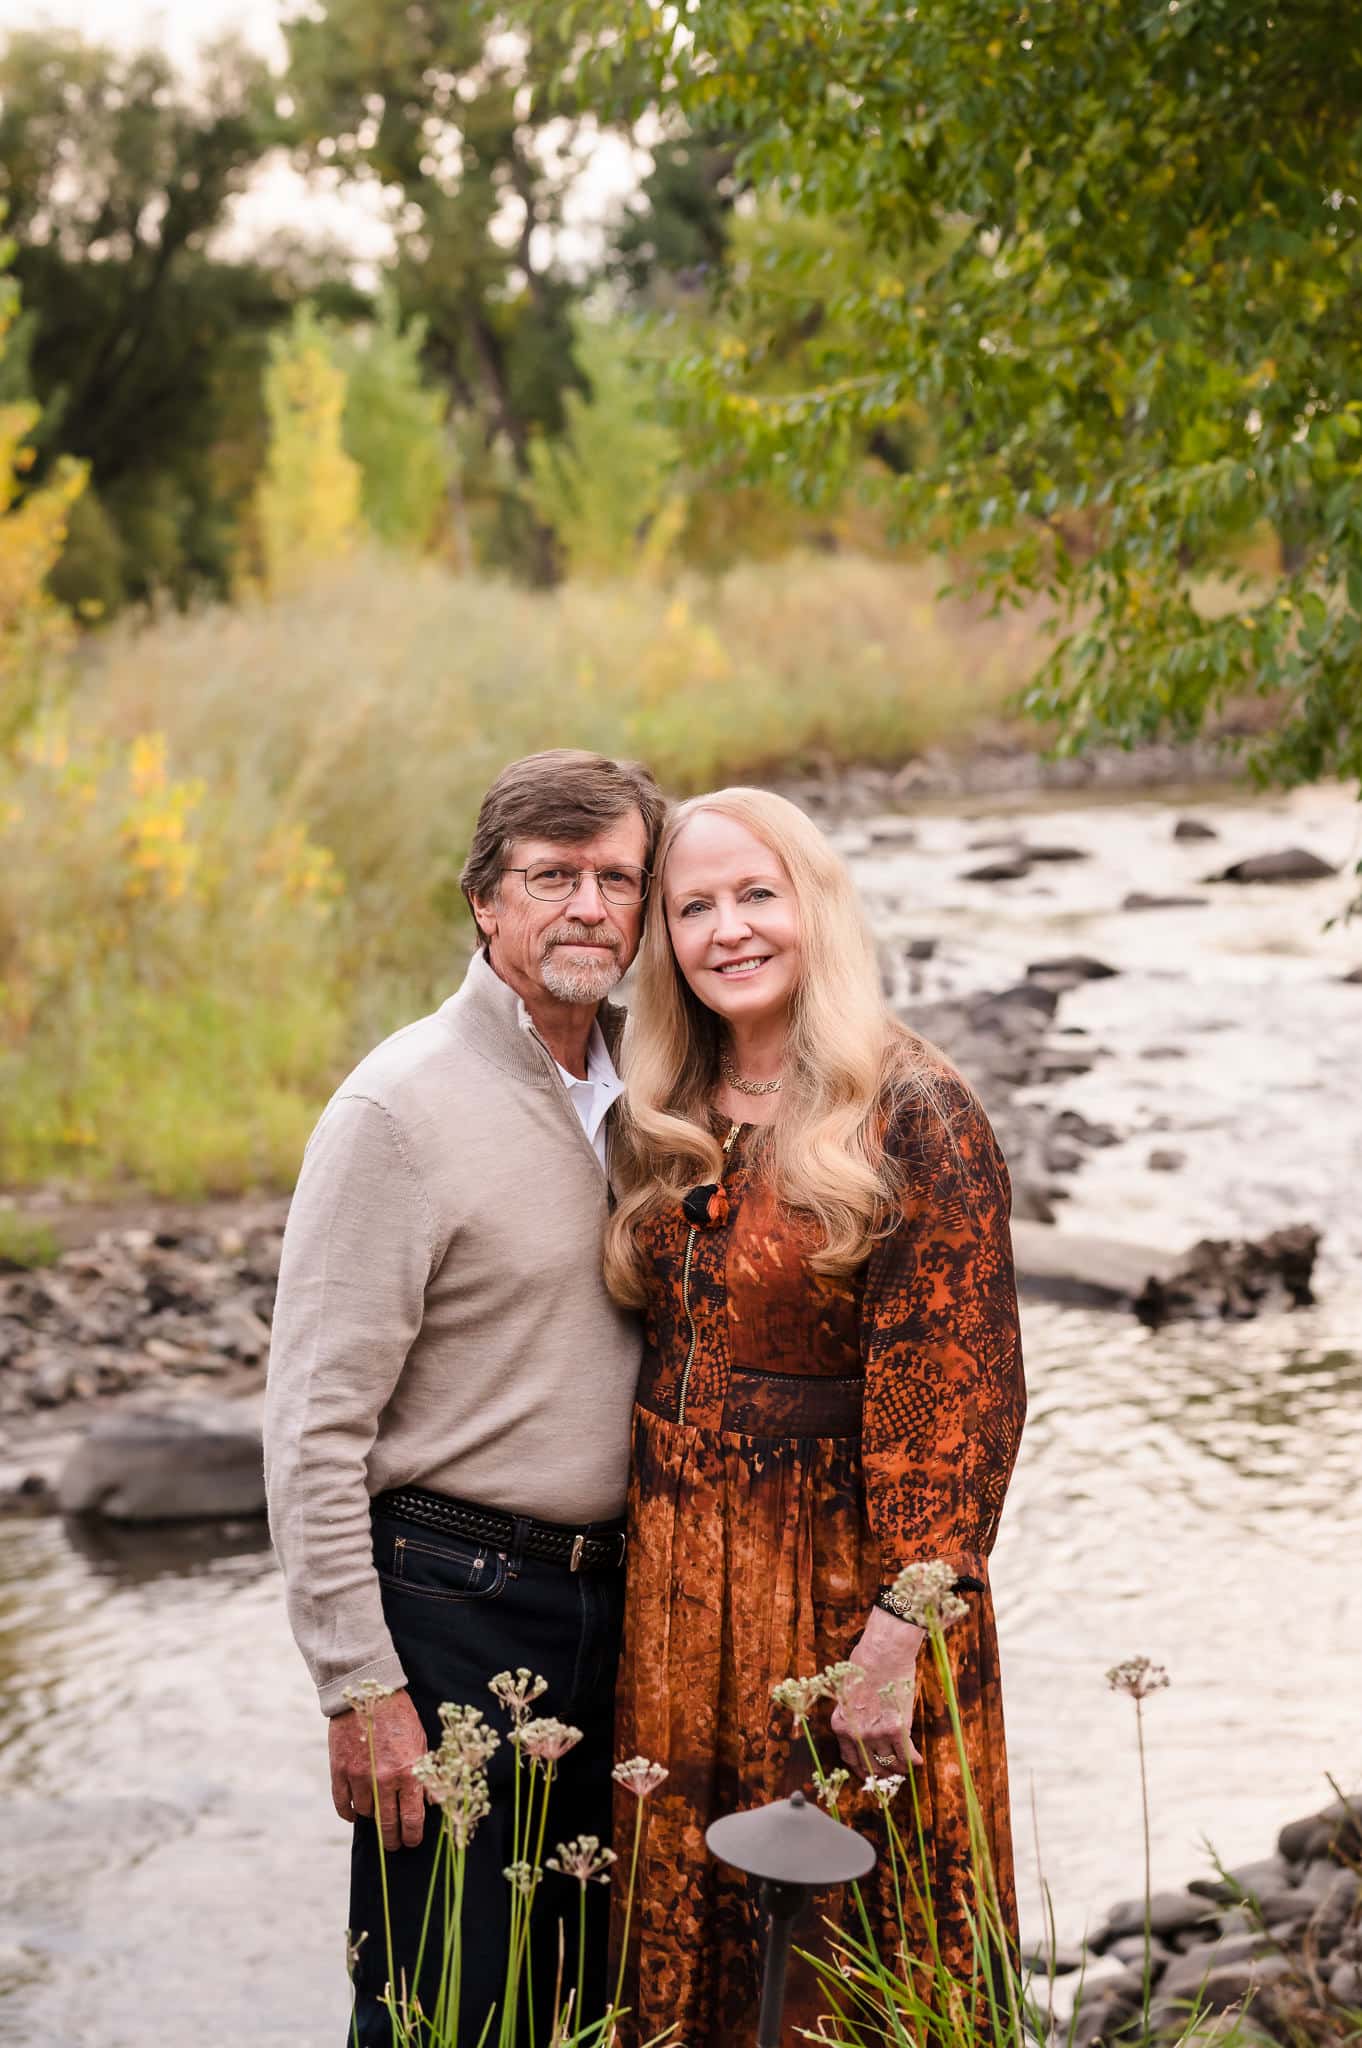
[504,861,652,906]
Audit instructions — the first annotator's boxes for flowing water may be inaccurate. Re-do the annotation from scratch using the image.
[2,781,1359,2044]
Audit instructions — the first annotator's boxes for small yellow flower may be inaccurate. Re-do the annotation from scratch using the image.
[128,732,168,799]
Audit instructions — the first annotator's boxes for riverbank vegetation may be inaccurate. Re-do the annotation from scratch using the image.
[0,547,1041,1196]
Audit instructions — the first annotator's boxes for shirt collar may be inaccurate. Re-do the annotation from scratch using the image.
[514,1001,623,1095]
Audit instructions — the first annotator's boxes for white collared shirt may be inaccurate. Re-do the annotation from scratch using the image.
[518,1002,624,1169]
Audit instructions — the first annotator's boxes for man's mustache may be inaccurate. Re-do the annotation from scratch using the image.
[541,923,622,957]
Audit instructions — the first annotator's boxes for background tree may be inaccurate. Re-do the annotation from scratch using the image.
[255,308,363,591]
[330,299,451,553]
[0,29,282,607]
[526,312,686,579]
[610,125,739,300]
[284,1,629,581]
[594,0,1362,792]
[0,242,84,743]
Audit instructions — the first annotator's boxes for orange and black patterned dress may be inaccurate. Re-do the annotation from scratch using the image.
[613,1078,1027,2046]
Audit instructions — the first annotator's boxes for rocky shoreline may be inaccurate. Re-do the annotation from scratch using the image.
[1046,1793,1362,2046]
[777,733,1250,814]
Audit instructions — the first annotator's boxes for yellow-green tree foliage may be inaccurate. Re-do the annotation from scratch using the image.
[332,299,449,554]
[0,270,85,744]
[527,315,685,582]
[255,307,362,592]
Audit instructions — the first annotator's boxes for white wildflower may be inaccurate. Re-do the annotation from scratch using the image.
[612,1755,669,1799]
[816,1768,850,1815]
[547,1835,617,1884]
[513,1717,583,1763]
[890,1560,968,1630]
[489,1668,549,1726]
[342,1679,395,1719]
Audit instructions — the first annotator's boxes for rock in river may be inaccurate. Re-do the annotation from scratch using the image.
[57,1406,266,1521]
[1123,890,1208,911]
[1213,847,1339,883]
[961,858,1032,882]
[1026,954,1119,983]
[1133,1226,1320,1328]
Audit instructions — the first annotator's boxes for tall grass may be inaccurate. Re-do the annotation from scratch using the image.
[1,549,1046,1194]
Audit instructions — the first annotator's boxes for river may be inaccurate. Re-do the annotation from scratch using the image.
[1,779,1359,2044]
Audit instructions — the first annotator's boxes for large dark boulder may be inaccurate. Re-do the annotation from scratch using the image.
[1091,1888,1220,1949]
[1279,1795,1362,1867]
[1213,848,1339,883]
[57,1407,266,1521]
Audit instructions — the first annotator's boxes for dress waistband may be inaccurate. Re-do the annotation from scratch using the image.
[637,1360,864,1437]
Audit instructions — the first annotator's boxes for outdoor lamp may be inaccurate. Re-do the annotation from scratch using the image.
[706,1789,877,2047]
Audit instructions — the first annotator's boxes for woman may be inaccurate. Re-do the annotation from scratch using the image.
[604,788,1026,2044]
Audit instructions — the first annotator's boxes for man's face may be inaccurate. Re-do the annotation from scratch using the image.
[471,812,650,1013]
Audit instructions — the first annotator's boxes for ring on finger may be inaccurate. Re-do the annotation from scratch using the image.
[872,1750,896,1768]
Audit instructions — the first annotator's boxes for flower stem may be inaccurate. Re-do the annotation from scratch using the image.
[612,1795,645,2019]
[363,1715,401,2048]
[1137,1696,1154,2034]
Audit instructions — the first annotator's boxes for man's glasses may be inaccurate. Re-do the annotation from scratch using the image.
[504,862,651,906]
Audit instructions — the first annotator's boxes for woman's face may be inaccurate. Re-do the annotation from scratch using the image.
[662,811,801,1031]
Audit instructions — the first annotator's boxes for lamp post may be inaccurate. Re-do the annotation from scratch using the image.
[706,1790,877,2047]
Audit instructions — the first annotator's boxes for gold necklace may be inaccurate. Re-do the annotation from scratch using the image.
[720,1050,782,1096]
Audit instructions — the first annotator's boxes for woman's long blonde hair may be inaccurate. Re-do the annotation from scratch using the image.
[603,787,952,1306]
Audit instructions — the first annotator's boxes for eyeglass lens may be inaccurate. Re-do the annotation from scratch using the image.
[524,864,647,904]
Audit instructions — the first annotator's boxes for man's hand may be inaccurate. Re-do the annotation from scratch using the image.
[830,1606,926,1775]
[329,1687,430,1851]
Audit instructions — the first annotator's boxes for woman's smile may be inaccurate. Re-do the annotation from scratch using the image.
[712,954,773,978]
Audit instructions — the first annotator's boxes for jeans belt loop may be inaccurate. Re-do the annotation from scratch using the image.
[509,1514,531,1579]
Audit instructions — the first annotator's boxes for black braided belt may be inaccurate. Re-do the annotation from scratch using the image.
[373,1484,627,1572]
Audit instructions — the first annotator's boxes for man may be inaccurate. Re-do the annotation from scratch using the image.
[264,749,667,2045]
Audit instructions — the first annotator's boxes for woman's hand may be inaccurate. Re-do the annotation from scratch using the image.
[830,1606,926,1775]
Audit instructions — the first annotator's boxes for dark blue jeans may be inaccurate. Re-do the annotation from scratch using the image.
[348,1508,626,2048]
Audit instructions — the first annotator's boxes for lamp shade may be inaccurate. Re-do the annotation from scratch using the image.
[706,1790,877,1887]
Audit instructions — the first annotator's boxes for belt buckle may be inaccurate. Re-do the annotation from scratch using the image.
[570,1530,626,1571]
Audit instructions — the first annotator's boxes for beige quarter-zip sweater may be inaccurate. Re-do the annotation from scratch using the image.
[263,951,642,1715]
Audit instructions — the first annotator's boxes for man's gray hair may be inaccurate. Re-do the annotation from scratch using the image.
[459,749,668,908]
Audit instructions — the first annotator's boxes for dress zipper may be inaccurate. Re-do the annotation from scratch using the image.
[676,1121,742,1425]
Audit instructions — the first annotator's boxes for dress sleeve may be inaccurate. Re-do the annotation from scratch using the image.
[859,1077,1026,1584]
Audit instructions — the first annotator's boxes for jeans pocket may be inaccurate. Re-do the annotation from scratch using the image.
[374,1524,510,1603]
